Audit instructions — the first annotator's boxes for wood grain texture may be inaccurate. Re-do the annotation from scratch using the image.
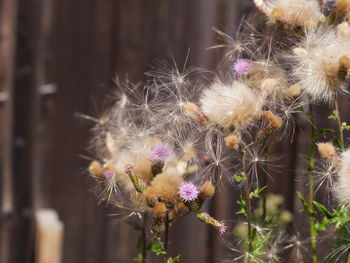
[0,0,330,262]
[0,0,18,262]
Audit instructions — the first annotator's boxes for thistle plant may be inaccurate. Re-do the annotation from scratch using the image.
[85,0,350,262]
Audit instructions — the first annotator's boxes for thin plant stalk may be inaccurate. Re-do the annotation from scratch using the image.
[141,214,148,263]
[334,98,350,263]
[334,98,345,151]
[164,212,170,262]
[307,103,317,263]
[242,147,252,257]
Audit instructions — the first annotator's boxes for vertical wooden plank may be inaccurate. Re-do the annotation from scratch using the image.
[10,0,49,261]
[0,0,18,262]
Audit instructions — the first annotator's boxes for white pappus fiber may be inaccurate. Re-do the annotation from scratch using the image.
[200,81,262,130]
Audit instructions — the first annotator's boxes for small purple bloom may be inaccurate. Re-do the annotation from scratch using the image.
[218,222,227,235]
[104,170,115,179]
[233,59,251,75]
[150,143,171,161]
[179,182,199,202]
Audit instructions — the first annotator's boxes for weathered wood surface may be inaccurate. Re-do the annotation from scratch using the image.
[1,0,338,262]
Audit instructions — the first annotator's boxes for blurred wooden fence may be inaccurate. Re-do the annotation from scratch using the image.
[0,0,346,262]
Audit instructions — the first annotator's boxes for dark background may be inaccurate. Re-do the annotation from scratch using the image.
[0,0,348,262]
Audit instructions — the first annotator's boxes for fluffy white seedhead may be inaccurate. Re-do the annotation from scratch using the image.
[265,0,323,29]
[247,60,289,104]
[335,148,350,206]
[200,81,262,130]
[290,26,350,103]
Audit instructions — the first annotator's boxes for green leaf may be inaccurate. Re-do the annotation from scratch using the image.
[314,201,332,218]
[334,138,341,149]
[315,217,331,232]
[316,128,334,138]
[127,220,142,231]
[342,125,350,131]
[296,192,309,211]
[167,255,181,263]
[328,112,337,119]
[237,197,247,216]
[148,241,167,255]
[249,186,267,199]
[234,173,245,183]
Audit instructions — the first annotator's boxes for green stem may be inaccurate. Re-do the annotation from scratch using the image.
[164,212,169,262]
[308,103,317,263]
[241,148,252,258]
[334,99,349,263]
[141,214,147,263]
[335,98,345,151]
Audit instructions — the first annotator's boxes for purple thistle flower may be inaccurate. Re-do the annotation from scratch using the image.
[218,222,227,235]
[150,143,171,161]
[104,170,115,179]
[233,59,251,75]
[179,182,199,202]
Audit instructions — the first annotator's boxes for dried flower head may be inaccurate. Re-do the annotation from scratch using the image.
[143,186,158,207]
[286,84,301,99]
[290,27,350,102]
[335,148,350,206]
[224,134,241,150]
[151,173,183,205]
[336,0,350,14]
[200,80,262,130]
[153,202,167,216]
[264,0,323,29]
[261,110,283,129]
[200,181,215,198]
[318,142,337,161]
[247,60,289,103]
[179,182,199,202]
[88,160,103,177]
[183,102,209,125]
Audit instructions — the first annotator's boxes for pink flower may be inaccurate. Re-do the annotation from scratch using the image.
[218,222,227,235]
[233,59,251,75]
[104,170,115,179]
[150,143,171,161]
[179,182,199,202]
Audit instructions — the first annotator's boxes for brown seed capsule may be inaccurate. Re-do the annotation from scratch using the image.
[143,187,158,207]
[286,84,301,99]
[153,202,167,216]
[317,142,341,170]
[200,181,215,198]
[261,110,283,129]
[224,134,240,150]
[88,161,103,177]
[184,102,209,125]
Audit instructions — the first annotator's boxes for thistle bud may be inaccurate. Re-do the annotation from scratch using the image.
[151,160,164,177]
[196,212,227,235]
[125,165,147,193]
[184,102,209,125]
